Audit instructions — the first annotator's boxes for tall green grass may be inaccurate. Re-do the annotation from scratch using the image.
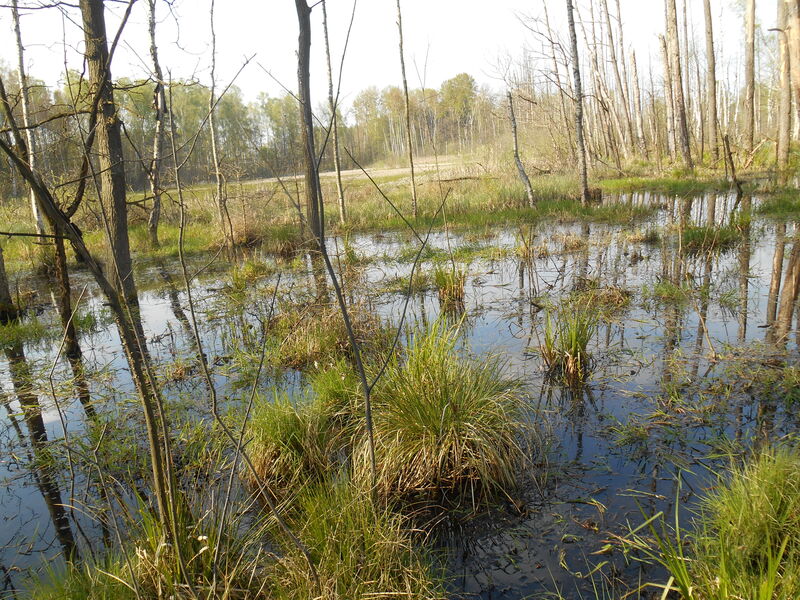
[633,446,800,599]
[267,480,446,599]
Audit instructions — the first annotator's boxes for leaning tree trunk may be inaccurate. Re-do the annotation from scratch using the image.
[744,0,756,153]
[703,0,719,162]
[322,0,346,224]
[507,92,535,208]
[0,246,16,324]
[79,0,137,305]
[146,0,166,247]
[396,0,418,218]
[666,0,693,168]
[566,0,590,205]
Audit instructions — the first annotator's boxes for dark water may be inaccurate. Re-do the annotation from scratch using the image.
[0,191,796,598]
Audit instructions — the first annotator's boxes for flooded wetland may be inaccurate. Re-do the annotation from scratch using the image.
[2,187,798,598]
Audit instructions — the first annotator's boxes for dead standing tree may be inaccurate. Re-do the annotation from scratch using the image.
[507,91,535,208]
[146,0,167,248]
[11,0,45,237]
[396,0,418,218]
[703,0,719,161]
[322,0,347,224]
[744,0,756,153]
[209,0,235,250]
[565,0,590,205]
[777,0,792,180]
[665,0,693,169]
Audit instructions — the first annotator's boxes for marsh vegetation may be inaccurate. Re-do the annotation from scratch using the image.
[2,0,800,598]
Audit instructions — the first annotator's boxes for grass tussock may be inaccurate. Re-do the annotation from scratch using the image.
[358,320,526,503]
[245,392,336,495]
[571,278,631,314]
[540,306,598,386]
[268,480,446,600]
[270,302,390,369]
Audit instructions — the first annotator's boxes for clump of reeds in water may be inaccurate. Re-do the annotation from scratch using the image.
[357,319,526,504]
[433,264,466,310]
[632,445,800,600]
[681,224,740,254]
[540,306,598,387]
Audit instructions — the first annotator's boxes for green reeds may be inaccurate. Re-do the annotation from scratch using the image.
[681,224,740,253]
[358,320,526,502]
[433,264,467,309]
[540,306,598,386]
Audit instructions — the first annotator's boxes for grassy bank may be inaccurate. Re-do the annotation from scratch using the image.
[1,166,748,277]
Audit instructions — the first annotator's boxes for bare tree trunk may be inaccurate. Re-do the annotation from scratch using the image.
[778,0,792,180]
[79,0,137,304]
[209,0,233,249]
[787,0,800,124]
[660,35,677,159]
[507,92,535,208]
[11,0,44,237]
[0,246,16,324]
[666,0,693,168]
[296,0,323,241]
[767,222,786,327]
[744,0,756,152]
[146,0,166,247]
[775,238,800,342]
[681,0,692,144]
[567,0,590,205]
[322,1,346,224]
[395,0,418,218]
[631,50,648,156]
[601,0,634,153]
[543,1,575,158]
